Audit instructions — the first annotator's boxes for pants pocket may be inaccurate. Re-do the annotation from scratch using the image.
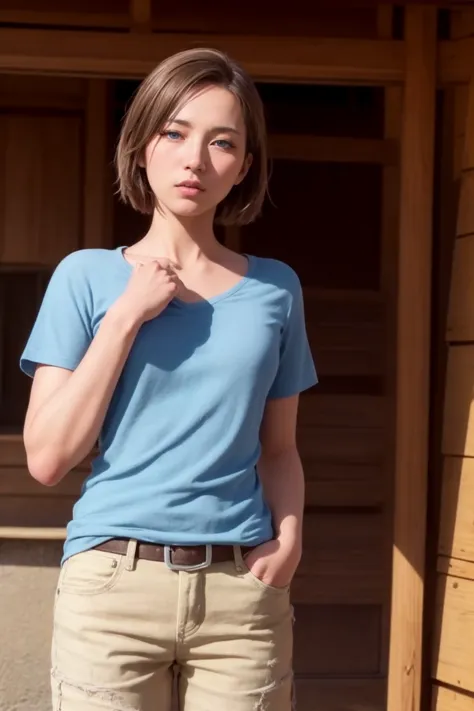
[234,545,291,595]
[59,549,124,596]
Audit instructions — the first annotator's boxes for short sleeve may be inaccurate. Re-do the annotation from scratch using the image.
[20,252,93,378]
[267,275,318,400]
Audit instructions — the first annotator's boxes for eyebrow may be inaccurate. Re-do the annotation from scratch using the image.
[168,118,241,135]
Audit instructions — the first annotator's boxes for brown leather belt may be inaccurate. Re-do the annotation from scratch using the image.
[93,538,253,571]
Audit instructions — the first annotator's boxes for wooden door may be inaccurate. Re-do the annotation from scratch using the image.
[235,82,395,711]
[112,79,396,710]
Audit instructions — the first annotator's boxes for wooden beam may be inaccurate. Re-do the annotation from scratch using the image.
[0,25,470,86]
[0,527,66,540]
[377,3,402,680]
[83,79,113,249]
[268,135,398,164]
[387,7,437,711]
[439,38,474,84]
[0,28,404,83]
[0,10,129,29]
[130,0,152,33]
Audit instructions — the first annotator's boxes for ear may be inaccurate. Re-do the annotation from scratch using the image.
[234,153,253,186]
[137,151,146,169]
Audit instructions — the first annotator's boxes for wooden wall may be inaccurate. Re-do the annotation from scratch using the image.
[431,10,474,710]
[0,0,383,38]
[0,73,397,711]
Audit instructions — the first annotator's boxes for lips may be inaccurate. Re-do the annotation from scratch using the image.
[176,180,204,191]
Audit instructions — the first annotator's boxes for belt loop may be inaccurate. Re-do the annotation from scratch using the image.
[125,539,138,571]
[233,545,245,571]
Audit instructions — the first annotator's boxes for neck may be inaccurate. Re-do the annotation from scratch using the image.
[136,206,221,267]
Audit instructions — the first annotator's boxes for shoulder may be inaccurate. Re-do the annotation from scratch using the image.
[54,248,117,275]
[47,249,120,313]
[250,256,302,295]
[50,248,119,288]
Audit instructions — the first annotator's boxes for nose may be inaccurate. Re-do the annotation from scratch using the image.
[184,140,207,173]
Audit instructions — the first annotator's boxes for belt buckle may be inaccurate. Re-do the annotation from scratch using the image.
[164,544,212,571]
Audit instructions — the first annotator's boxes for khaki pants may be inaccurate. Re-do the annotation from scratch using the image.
[51,541,294,711]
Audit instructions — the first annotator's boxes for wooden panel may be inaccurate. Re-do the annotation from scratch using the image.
[310,342,383,378]
[438,457,474,563]
[298,426,383,466]
[243,162,382,290]
[305,294,384,376]
[438,556,474,583]
[298,394,384,429]
[447,236,474,341]
[453,85,468,182]
[0,0,128,13]
[0,435,94,468]
[433,573,474,693]
[268,135,397,165]
[0,468,86,496]
[260,84,384,140]
[439,38,474,85]
[83,79,113,249]
[0,436,30,465]
[442,346,474,457]
[305,289,386,390]
[305,464,383,508]
[388,7,437,711]
[0,28,404,83]
[0,495,76,527]
[0,272,48,429]
[295,678,385,711]
[451,10,474,41]
[292,513,385,604]
[130,0,151,33]
[432,684,474,711]
[0,113,82,264]
[461,64,474,173]
[0,74,87,109]
[300,394,385,507]
[0,9,129,29]
[456,171,474,238]
[293,603,381,675]
[152,5,379,38]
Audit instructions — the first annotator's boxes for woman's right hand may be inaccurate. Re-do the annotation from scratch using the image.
[115,259,182,326]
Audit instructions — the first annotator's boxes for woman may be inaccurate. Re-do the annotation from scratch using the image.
[20,47,317,711]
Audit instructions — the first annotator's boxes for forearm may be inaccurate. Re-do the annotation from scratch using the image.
[257,446,305,553]
[25,301,141,484]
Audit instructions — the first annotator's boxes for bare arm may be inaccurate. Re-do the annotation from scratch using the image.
[258,394,304,557]
[24,304,141,486]
[23,260,180,487]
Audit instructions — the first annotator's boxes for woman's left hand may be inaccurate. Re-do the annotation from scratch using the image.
[243,538,301,589]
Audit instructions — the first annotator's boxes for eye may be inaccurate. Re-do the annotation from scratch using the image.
[213,139,234,149]
[162,130,182,140]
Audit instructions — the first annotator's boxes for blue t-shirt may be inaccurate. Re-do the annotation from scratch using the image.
[20,247,317,562]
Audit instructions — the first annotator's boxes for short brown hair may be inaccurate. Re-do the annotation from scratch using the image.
[115,47,268,226]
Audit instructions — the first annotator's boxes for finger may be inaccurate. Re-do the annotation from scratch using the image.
[126,253,181,271]
[152,258,181,272]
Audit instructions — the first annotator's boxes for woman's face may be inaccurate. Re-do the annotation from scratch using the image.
[144,85,252,219]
